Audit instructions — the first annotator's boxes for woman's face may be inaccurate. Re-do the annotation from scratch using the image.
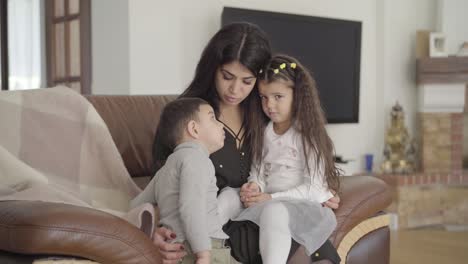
[215,61,256,107]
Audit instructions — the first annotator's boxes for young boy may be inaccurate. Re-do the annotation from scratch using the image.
[130,98,229,264]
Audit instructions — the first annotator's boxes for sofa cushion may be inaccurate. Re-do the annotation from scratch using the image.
[132,176,152,190]
[0,201,160,264]
[86,95,177,178]
[331,176,392,246]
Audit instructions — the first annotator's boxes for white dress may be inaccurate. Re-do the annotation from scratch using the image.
[232,122,337,255]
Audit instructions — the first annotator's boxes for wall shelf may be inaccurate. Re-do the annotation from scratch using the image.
[416,57,468,84]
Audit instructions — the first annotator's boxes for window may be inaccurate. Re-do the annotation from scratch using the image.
[0,0,44,91]
[45,0,91,94]
[0,0,91,93]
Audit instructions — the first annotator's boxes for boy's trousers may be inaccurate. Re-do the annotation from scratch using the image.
[181,239,240,264]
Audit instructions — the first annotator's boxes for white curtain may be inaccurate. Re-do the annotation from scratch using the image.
[8,0,42,90]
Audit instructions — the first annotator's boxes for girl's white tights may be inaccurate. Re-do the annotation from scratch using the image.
[259,202,292,264]
[218,188,292,263]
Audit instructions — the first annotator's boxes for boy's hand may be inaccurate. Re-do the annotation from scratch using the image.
[196,250,211,264]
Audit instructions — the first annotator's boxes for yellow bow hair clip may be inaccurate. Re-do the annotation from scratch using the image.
[271,62,297,75]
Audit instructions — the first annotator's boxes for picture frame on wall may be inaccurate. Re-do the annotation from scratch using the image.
[429,32,447,57]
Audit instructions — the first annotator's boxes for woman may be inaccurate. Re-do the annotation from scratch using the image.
[152,22,340,264]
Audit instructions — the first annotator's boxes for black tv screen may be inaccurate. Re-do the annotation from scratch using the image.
[222,7,361,123]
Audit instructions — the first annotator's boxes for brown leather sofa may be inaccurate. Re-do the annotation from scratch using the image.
[0,95,392,264]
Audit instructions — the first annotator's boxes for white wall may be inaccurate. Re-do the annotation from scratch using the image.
[437,0,468,55]
[91,0,130,94]
[128,0,223,95]
[378,0,437,172]
[96,0,442,174]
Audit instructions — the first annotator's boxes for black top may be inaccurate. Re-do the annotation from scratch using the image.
[210,128,251,190]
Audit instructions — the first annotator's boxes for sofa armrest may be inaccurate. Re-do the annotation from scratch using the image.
[330,176,392,246]
[0,201,160,264]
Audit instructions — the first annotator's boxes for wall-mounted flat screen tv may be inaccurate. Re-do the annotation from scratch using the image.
[222,7,362,123]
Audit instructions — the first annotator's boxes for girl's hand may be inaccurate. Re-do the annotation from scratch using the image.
[323,193,340,209]
[240,182,250,195]
[242,192,272,207]
[153,226,187,264]
[240,182,261,207]
[240,182,260,199]
[240,182,260,195]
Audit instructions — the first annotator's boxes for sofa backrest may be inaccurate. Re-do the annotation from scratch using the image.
[86,95,177,179]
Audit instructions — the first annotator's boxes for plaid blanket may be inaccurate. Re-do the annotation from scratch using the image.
[0,87,155,237]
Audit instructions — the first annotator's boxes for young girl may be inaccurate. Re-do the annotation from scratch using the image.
[234,54,341,264]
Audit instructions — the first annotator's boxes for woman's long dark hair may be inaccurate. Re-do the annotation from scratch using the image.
[153,22,271,172]
[255,54,341,192]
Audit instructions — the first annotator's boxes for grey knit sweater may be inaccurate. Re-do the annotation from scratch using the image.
[130,141,228,253]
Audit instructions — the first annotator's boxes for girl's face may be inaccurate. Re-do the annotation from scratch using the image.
[215,61,256,107]
[258,79,294,131]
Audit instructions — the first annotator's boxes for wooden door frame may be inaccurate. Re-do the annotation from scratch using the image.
[45,0,92,94]
[0,0,8,91]
[80,0,92,94]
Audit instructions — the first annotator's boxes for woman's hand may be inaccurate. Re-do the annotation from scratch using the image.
[153,226,187,264]
[322,193,340,209]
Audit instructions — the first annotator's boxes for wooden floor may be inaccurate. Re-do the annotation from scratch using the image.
[390,228,468,264]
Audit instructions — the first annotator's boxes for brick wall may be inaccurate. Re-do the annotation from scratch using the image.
[451,113,464,171]
[420,113,464,173]
[374,172,468,228]
[375,171,468,187]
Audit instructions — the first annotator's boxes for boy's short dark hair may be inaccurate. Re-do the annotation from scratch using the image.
[156,97,209,151]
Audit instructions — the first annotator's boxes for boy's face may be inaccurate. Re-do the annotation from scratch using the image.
[195,104,225,153]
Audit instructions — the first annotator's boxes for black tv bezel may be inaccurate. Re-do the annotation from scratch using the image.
[222,7,361,124]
